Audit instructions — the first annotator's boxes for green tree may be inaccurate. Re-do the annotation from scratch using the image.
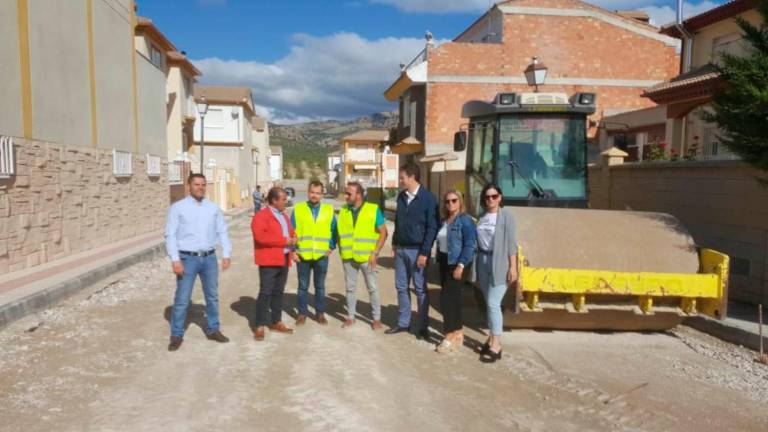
[704,0,768,171]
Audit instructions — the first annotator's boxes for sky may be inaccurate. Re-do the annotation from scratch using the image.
[137,0,723,124]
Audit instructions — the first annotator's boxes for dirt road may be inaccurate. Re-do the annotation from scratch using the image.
[1,215,767,431]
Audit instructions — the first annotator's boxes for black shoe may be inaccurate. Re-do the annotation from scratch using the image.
[385,326,409,335]
[206,331,230,343]
[480,349,502,363]
[417,329,431,341]
[168,336,183,351]
[478,341,490,354]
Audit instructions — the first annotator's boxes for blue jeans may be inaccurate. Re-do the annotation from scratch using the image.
[170,253,220,337]
[476,252,507,336]
[296,257,328,315]
[394,247,429,330]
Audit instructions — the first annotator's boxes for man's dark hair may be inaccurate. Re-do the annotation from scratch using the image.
[188,173,206,184]
[346,181,364,197]
[256,185,261,190]
[399,162,420,182]
[267,186,285,204]
[308,180,324,191]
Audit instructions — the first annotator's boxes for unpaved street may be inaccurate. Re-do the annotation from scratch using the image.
[1,215,767,431]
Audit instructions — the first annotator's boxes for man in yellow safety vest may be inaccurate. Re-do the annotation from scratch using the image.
[338,181,388,330]
[291,180,337,325]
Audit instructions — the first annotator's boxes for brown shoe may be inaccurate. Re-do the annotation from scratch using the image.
[296,315,307,326]
[268,321,294,334]
[371,320,384,331]
[316,314,328,325]
[206,331,230,343]
[341,318,355,328]
[168,336,183,351]
[253,327,265,341]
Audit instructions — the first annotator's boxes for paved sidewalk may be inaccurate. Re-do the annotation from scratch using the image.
[0,205,252,328]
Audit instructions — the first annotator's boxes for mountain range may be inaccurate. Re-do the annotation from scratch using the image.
[270,112,398,178]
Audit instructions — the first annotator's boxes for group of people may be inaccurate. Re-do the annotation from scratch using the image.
[164,162,518,363]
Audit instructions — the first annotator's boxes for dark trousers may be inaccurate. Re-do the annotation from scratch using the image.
[438,252,464,333]
[255,256,289,327]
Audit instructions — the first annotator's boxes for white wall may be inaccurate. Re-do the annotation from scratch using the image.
[194,104,244,144]
[269,154,282,180]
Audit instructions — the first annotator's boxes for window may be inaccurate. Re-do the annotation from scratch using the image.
[146,154,161,177]
[0,136,15,178]
[701,127,739,160]
[149,44,163,69]
[712,33,745,63]
[113,150,132,177]
[168,162,182,185]
[409,100,417,136]
[496,115,586,201]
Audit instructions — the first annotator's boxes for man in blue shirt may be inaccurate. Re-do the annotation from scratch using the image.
[165,173,232,351]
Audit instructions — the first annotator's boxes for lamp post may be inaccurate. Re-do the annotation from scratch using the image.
[524,56,548,92]
[196,96,209,173]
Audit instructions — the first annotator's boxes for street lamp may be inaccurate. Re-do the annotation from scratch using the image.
[524,56,548,93]
[196,96,209,173]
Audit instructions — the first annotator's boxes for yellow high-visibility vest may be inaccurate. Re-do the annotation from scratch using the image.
[294,202,334,260]
[338,202,380,263]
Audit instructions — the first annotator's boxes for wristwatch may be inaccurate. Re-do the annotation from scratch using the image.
[457,263,464,269]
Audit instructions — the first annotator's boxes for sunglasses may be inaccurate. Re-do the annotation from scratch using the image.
[484,193,500,201]
[444,198,458,204]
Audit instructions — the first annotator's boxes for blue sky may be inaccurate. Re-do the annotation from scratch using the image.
[136,0,722,123]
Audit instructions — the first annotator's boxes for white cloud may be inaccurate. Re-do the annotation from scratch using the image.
[194,33,435,124]
[369,0,723,20]
[640,1,722,26]
[369,0,496,13]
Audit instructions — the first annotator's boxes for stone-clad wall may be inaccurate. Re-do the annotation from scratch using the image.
[0,138,168,274]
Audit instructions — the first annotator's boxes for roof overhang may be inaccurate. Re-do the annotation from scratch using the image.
[167,51,201,76]
[384,61,428,101]
[643,73,722,105]
[135,16,176,52]
[391,137,423,155]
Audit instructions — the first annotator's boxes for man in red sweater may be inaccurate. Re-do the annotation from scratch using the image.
[251,187,297,341]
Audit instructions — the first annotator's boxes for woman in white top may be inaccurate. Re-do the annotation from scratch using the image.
[435,190,476,353]
[473,183,518,363]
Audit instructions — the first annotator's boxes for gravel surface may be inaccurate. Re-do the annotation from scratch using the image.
[1,216,767,431]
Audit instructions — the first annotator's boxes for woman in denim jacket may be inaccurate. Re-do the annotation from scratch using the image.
[435,189,477,353]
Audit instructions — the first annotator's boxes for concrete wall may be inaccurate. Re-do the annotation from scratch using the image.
[0,138,168,275]
[0,0,170,275]
[136,55,167,158]
[251,124,271,189]
[0,1,23,138]
[588,160,768,307]
[28,0,92,146]
[93,0,135,152]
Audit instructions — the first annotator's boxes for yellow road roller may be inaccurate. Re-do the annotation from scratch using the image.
[454,92,729,330]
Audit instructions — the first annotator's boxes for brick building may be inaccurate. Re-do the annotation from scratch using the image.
[384,0,679,193]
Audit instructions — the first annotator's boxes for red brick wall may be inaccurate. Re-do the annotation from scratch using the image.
[423,4,679,145]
